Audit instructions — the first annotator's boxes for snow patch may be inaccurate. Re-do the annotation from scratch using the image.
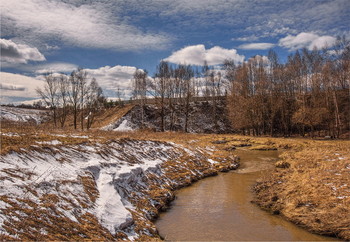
[36,140,62,145]
[0,106,48,124]
[114,120,133,131]
[0,132,20,137]
[96,172,131,234]
[0,140,184,239]
[207,158,218,164]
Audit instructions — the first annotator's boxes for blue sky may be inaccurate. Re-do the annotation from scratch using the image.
[1,0,349,103]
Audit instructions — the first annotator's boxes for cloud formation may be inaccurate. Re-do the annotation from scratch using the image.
[238,43,276,50]
[0,39,46,64]
[164,45,245,66]
[0,72,45,104]
[279,32,337,51]
[85,65,139,98]
[34,62,78,74]
[1,0,170,51]
[233,35,260,42]
[116,0,349,41]
[0,64,140,103]
[0,83,26,91]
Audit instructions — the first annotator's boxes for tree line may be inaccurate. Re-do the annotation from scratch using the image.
[132,60,226,132]
[132,36,349,137]
[36,37,349,137]
[36,68,105,130]
[226,37,349,138]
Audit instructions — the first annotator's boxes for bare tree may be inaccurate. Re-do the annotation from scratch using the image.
[36,73,59,127]
[153,61,171,132]
[86,78,105,129]
[183,65,194,132]
[57,74,70,128]
[115,85,124,107]
[75,69,89,130]
[68,70,80,130]
[132,69,148,128]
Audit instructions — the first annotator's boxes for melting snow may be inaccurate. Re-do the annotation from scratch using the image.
[96,172,131,234]
[0,106,48,124]
[0,140,183,238]
[36,140,62,145]
[114,120,133,131]
[51,134,89,139]
[207,158,218,164]
[0,132,20,137]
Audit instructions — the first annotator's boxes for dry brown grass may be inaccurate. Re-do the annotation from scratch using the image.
[0,193,117,241]
[0,104,134,154]
[40,104,135,130]
[253,140,350,240]
[2,117,350,240]
[87,104,135,129]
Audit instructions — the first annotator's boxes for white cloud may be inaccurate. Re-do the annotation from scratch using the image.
[164,45,245,66]
[233,35,260,42]
[0,83,26,91]
[114,0,348,42]
[85,65,139,98]
[238,43,276,50]
[309,35,337,49]
[0,0,170,51]
[0,65,140,103]
[0,72,45,104]
[247,55,269,64]
[34,62,78,74]
[0,39,46,64]
[279,32,337,51]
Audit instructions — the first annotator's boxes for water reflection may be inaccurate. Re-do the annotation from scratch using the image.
[155,148,337,241]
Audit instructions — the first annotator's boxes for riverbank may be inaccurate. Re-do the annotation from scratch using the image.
[1,126,348,240]
[253,139,350,240]
[0,130,240,240]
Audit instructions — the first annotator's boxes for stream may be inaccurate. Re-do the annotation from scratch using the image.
[155,148,338,241]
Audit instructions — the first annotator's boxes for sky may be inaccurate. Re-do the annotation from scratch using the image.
[1,0,349,104]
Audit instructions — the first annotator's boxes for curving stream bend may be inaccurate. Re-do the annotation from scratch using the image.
[155,148,338,241]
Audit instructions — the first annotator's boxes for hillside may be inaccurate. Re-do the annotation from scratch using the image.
[104,101,234,133]
[0,106,49,124]
[0,125,239,240]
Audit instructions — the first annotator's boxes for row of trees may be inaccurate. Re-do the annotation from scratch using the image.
[132,36,349,137]
[36,68,105,130]
[226,37,349,137]
[132,61,226,132]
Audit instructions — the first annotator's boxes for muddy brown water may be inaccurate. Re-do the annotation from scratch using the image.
[155,148,338,241]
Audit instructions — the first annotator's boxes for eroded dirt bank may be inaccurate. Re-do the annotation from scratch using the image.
[0,137,238,241]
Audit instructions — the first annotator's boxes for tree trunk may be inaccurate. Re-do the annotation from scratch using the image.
[332,90,341,138]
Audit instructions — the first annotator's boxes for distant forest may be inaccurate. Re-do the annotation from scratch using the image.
[133,36,349,138]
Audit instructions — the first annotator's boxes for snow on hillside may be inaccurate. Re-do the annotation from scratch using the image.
[113,119,134,131]
[0,139,175,238]
[0,106,49,124]
[0,138,239,240]
[103,102,234,133]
